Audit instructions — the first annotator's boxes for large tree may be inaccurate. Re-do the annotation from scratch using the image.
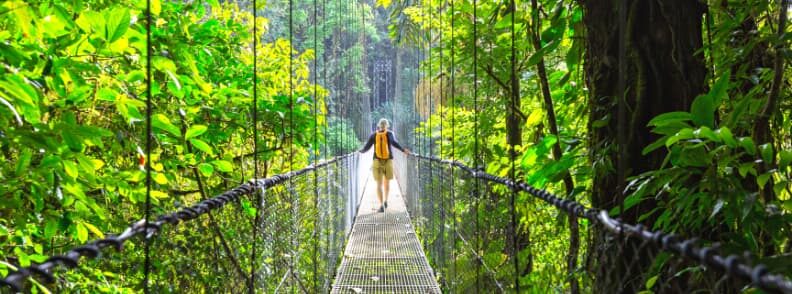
[582,0,708,292]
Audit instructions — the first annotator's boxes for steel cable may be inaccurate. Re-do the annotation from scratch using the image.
[0,154,355,292]
[143,0,153,291]
[249,0,261,291]
[409,153,792,294]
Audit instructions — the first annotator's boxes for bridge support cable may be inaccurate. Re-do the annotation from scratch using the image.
[143,0,154,292]
[507,0,520,291]
[447,0,457,290]
[403,153,792,294]
[249,0,262,291]
[471,0,481,291]
[0,154,360,292]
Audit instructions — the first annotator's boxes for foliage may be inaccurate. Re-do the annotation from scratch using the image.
[622,0,792,271]
[0,0,789,291]
[0,0,326,290]
[325,116,361,155]
[392,0,789,292]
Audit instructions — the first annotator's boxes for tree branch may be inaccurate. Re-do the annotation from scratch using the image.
[481,64,510,92]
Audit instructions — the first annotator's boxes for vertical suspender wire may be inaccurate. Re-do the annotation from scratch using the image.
[321,0,332,288]
[143,0,153,292]
[336,0,343,246]
[436,0,445,286]
[449,0,456,289]
[617,0,627,247]
[288,0,296,291]
[312,0,319,290]
[343,0,348,249]
[471,0,480,291]
[249,0,261,291]
[426,0,435,262]
[322,0,328,160]
[508,0,520,291]
[331,0,340,273]
[338,0,343,158]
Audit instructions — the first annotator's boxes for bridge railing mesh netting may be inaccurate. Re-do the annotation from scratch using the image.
[1,154,364,293]
[395,153,792,294]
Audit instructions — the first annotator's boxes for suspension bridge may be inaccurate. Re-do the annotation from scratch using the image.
[1,0,791,292]
[2,150,791,293]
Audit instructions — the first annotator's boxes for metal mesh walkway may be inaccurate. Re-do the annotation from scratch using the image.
[332,177,441,293]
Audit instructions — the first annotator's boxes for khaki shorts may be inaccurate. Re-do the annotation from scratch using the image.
[372,158,394,180]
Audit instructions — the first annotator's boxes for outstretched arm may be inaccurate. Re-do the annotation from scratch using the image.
[359,134,375,153]
[388,132,410,154]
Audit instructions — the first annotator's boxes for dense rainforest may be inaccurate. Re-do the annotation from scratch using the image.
[0,0,790,292]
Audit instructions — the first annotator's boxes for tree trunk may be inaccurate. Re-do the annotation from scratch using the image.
[583,0,707,292]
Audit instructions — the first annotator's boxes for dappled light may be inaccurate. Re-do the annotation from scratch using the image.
[1,0,790,293]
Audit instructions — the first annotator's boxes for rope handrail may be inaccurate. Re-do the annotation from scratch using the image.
[0,153,356,292]
[408,153,792,294]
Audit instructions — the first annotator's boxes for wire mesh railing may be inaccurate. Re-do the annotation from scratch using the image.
[1,153,363,293]
[395,153,792,294]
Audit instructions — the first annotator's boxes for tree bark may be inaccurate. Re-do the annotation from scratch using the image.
[583,0,707,292]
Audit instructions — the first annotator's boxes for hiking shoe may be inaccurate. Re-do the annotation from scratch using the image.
[384,201,388,208]
[378,206,385,213]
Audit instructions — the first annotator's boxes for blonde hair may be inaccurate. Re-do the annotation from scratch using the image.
[377,118,390,130]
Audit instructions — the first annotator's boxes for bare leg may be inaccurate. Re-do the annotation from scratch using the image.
[375,178,383,205]
[383,177,390,204]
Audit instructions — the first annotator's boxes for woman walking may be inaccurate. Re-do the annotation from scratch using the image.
[358,118,410,212]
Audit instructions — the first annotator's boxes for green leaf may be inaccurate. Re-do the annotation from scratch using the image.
[28,254,47,263]
[75,223,88,242]
[757,173,771,188]
[690,94,715,128]
[782,200,792,212]
[738,163,755,177]
[759,143,773,163]
[15,150,32,176]
[185,125,208,139]
[709,70,730,106]
[241,199,257,217]
[152,114,181,137]
[689,72,729,128]
[739,137,756,156]
[14,248,30,267]
[0,76,41,123]
[648,112,692,127]
[212,160,233,173]
[666,128,694,147]
[779,151,792,169]
[152,56,177,72]
[774,181,788,197]
[716,127,737,147]
[645,275,658,289]
[198,163,214,177]
[190,138,214,155]
[693,127,720,142]
[105,8,130,43]
[63,160,79,179]
[44,220,58,239]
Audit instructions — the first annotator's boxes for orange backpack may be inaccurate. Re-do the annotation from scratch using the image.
[375,131,390,159]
